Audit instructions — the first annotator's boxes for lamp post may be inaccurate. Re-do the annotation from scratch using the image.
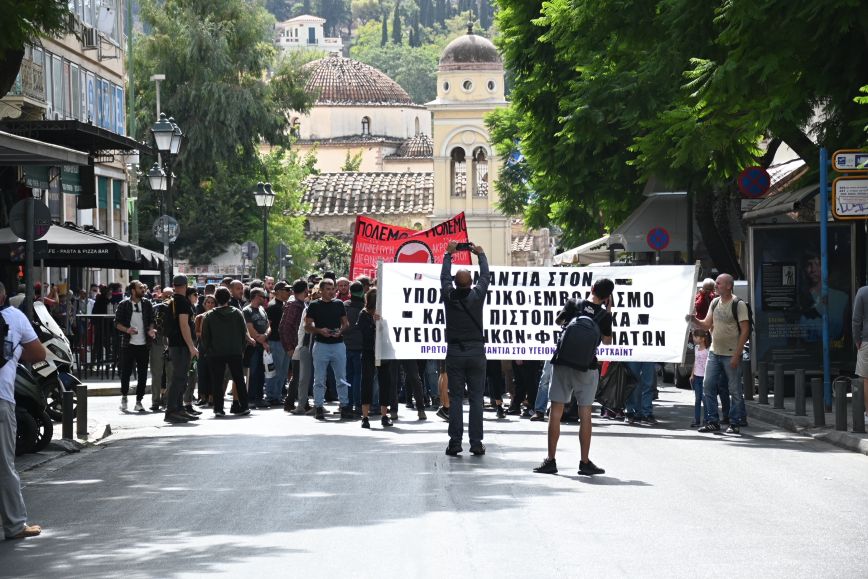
[253,182,275,279]
[149,112,183,286]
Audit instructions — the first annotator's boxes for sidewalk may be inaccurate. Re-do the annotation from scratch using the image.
[745,395,868,456]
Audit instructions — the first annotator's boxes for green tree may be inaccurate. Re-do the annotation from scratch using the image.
[340,150,364,171]
[0,0,68,98]
[316,235,353,277]
[133,0,316,264]
[391,0,402,44]
[380,11,388,46]
[492,0,868,274]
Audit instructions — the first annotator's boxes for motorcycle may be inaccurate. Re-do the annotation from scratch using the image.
[31,301,79,421]
[14,364,53,455]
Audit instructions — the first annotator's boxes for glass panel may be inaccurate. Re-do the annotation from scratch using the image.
[84,0,93,26]
[98,176,109,208]
[114,84,124,135]
[52,56,62,118]
[63,61,71,118]
[80,69,88,122]
[70,64,80,120]
[43,52,53,111]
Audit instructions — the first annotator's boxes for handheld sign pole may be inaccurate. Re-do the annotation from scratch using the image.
[819,148,831,407]
[375,259,384,368]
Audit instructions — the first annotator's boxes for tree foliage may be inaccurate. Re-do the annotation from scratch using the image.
[0,0,68,98]
[491,0,868,272]
[133,0,317,267]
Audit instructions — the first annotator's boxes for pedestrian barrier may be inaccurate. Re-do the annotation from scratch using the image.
[852,378,866,434]
[71,314,119,380]
[794,369,806,416]
[811,377,825,427]
[757,361,769,405]
[62,389,74,440]
[773,363,785,409]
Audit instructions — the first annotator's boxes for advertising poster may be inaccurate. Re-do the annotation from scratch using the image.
[376,263,697,361]
[751,224,853,371]
[349,213,470,280]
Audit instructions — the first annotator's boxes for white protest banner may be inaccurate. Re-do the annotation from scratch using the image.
[376,263,698,362]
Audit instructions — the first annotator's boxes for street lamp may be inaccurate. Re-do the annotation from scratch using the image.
[253,181,276,279]
[149,112,184,286]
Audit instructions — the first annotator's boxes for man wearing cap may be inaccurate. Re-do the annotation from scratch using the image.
[265,281,291,405]
[163,275,199,423]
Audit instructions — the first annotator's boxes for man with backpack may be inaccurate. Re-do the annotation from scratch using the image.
[534,278,614,476]
[692,273,750,434]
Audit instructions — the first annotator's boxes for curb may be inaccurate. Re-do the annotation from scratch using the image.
[747,402,868,456]
[16,422,113,473]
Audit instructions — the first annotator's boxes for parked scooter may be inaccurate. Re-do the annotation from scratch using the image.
[14,364,53,455]
[31,301,79,421]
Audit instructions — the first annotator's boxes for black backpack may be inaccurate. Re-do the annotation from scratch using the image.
[551,300,605,371]
[0,307,10,369]
[711,296,753,336]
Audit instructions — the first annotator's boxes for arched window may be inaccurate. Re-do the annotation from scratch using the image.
[414,117,420,136]
[451,147,466,198]
[472,147,489,198]
[361,116,371,136]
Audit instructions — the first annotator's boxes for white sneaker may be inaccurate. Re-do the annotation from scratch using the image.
[134,401,145,412]
[119,396,128,411]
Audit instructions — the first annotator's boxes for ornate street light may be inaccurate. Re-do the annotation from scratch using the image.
[254,182,276,278]
[150,112,175,154]
[168,117,183,156]
[147,162,166,192]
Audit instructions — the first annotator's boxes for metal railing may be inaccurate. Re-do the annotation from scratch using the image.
[10,58,45,102]
[71,314,119,380]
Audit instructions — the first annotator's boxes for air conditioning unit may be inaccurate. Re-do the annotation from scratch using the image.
[82,27,98,50]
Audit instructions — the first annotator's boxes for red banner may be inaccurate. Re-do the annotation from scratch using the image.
[349,213,471,280]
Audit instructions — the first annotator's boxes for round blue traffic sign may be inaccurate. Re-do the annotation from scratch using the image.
[646,227,670,251]
[737,166,771,198]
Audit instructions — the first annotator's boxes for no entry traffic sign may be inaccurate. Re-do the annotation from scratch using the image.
[646,227,670,251]
[737,166,771,199]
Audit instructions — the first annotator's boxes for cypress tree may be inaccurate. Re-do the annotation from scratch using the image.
[380,12,388,47]
[392,1,402,45]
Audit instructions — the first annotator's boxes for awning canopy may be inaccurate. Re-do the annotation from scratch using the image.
[0,224,165,270]
[0,130,90,166]
[742,184,818,222]
[0,119,151,155]
[612,192,701,252]
[553,233,628,265]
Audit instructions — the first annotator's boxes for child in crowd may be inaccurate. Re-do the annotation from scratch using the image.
[690,330,710,427]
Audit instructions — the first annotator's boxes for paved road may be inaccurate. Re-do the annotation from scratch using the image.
[2,387,867,578]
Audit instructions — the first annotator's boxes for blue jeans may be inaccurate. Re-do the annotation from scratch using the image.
[266,341,291,401]
[248,346,265,403]
[312,341,349,408]
[534,360,552,413]
[703,351,745,424]
[626,361,656,417]
[346,349,362,409]
[424,360,439,398]
[692,376,704,423]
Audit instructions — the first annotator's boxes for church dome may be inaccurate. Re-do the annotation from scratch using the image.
[390,133,434,158]
[304,54,414,105]
[439,27,502,71]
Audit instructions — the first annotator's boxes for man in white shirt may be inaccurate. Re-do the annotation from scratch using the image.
[0,281,47,539]
[114,281,156,412]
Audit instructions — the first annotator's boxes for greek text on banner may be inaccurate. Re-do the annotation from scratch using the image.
[376,263,697,362]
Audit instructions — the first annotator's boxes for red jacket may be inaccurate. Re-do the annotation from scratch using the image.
[695,290,716,319]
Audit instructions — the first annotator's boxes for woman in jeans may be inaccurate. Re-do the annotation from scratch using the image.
[358,289,395,429]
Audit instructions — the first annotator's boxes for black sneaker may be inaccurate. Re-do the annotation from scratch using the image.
[163,412,189,424]
[436,406,449,421]
[470,444,486,456]
[417,410,427,421]
[506,405,522,416]
[237,407,251,416]
[628,415,639,425]
[726,424,740,434]
[521,409,533,418]
[361,417,370,429]
[445,443,463,456]
[340,407,357,421]
[578,460,605,476]
[533,458,558,474]
[314,407,326,421]
[642,415,659,425]
[230,401,241,414]
[698,422,721,433]
[529,411,546,422]
[381,415,393,428]
[496,406,506,419]
[214,410,226,417]
[184,405,202,416]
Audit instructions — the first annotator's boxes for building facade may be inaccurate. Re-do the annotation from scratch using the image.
[274,15,343,54]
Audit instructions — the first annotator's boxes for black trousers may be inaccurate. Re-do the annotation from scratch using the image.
[447,355,487,446]
[209,354,248,412]
[511,360,543,409]
[391,359,426,409]
[487,359,505,403]
[120,344,149,400]
[361,350,377,406]
[375,359,397,410]
[198,353,213,402]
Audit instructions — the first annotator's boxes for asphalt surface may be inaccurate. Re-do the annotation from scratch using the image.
[2,386,867,579]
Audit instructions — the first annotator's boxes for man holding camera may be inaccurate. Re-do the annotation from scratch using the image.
[441,240,489,456]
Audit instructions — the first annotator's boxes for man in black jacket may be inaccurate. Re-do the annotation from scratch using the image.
[441,241,489,456]
[114,280,155,412]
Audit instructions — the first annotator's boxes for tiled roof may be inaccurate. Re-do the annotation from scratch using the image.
[304,54,415,106]
[511,234,535,252]
[387,133,434,159]
[296,135,404,146]
[302,172,434,216]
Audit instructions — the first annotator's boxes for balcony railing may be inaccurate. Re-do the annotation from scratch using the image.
[9,58,45,102]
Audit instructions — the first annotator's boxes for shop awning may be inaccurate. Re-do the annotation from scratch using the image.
[612,192,701,252]
[742,185,818,222]
[0,130,89,166]
[553,234,628,265]
[0,224,165,270]
[0,119,151,155]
